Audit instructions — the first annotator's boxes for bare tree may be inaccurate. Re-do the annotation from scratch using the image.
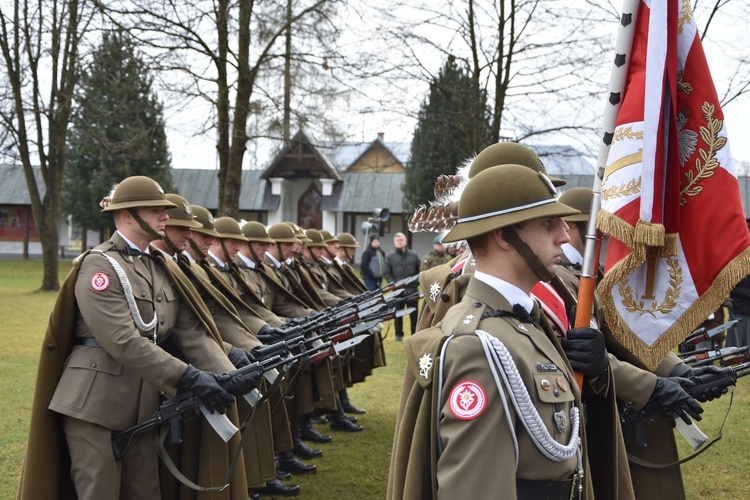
[0,0,94,290]
[96,0,344,217]
[347,1,618,153]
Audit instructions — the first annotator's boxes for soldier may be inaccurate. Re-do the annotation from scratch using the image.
[20,176,259,500]
[413,141,566,333]
[151,198,300,498]
[209,220,324,475]
[299,229,343,307]
[421,235,452,271]
[389,164,609,499]
[557,187,722,500]
[316,230,356,299]
[334,232,369,295]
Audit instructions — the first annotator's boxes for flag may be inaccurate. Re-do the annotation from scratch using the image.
[596,0,750,370]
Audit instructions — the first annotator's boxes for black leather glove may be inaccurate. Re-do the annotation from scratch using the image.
[648,377,704,426]
[228,346,251,368]
[220,369,263,397]
[257,324,286,343]
[669,363,728,402]
[561,327,609,378]
[176,365,234,414]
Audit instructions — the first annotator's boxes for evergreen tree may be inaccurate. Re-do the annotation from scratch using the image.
[64,30,173,244]
[403,55,492,212]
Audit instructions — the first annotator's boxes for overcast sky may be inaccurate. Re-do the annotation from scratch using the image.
[162,1,750,174]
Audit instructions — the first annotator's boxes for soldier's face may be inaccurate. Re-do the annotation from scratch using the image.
[515,216,570,275]
[249,241,270,258]
[327,242,339,255]
[166,226,192,251]
[191,232,215,254]
[310,247,324,260]
[135,206,169,237]
[280,242,295,260]
[223,238,244,261]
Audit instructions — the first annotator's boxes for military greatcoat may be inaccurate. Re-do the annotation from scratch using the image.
[388,277,593,499]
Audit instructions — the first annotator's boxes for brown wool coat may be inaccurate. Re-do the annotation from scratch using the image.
[555,260,686,500]
[389,278,594,499]
[19,236,249,500]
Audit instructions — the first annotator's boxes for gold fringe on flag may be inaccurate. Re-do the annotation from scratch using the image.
[598,243,750,370]
[634,219,665,247]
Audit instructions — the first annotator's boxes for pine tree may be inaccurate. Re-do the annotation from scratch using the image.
[403,55,492,212]
[64,30,173,244]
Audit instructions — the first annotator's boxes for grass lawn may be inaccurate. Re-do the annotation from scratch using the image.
[2,258,750,498]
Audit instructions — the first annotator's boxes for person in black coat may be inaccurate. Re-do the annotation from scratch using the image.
[384,232,421,340]
[727,273,750,347]
[360,234,387,291]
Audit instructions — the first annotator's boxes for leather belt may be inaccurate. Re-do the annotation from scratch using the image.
[516,478,575,500]
[73,337,101,347]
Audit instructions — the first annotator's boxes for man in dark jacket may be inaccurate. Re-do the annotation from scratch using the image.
[728,273,750,347]
[360,234,386,291]
[384,232,420,340]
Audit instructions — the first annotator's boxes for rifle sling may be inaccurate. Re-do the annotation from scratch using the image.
[626,389,735,468]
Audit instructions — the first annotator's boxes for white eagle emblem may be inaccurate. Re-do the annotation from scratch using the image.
[418,353,433,379]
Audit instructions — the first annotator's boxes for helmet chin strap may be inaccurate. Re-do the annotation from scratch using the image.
[128,208,165,240]
[503,227,554,283]
[243,242,261,263]
[163,232,180,256]
[219,239,232,263]
[188,239,205,260]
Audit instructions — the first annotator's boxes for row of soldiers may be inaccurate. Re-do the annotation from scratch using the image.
[388,142,728,500]
[19,176,392,500]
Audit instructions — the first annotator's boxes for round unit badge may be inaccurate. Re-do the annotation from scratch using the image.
[448,380,487,420]
[90,272,110,291]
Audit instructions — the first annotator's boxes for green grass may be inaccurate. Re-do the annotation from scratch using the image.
[2,258,750,498]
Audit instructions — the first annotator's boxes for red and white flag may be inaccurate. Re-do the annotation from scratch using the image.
[596,0,750,370]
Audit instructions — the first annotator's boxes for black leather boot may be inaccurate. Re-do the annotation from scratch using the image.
[299,418,333,442]
[251,479,301,497]
[276,469,292,480]
[328,398,363,432]
[339,388,367,414]
[292,424,322,458]
[275,451,317,475]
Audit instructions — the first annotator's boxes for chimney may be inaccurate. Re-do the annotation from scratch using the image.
[377,132,384,140]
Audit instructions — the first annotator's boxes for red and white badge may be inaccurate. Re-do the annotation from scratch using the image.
[448,380,487,420]
[90,272,110,291]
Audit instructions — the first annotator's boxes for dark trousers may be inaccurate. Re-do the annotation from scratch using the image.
[394,298,419,337]
[364,278,382,291]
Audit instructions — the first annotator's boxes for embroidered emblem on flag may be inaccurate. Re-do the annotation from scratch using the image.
[448,380,487,420]
[596,0,750,369]
[90,272,110,292]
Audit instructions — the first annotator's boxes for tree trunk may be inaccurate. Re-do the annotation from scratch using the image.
[216,0,231,212]
[283,0,292,144]
[221,0,254,218]
[40,215,60,290]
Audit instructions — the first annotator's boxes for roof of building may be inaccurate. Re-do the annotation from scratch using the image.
[262,130,343,181]
[322,172,405,213]
[0,164,45,203]
[170,168,279,211]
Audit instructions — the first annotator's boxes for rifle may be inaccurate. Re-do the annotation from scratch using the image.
[620,361,750,448]
[680,346,750,367]
[112,340,334,461]
[678,320,740,351]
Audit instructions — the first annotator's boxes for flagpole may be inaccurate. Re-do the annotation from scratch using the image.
[573,0,641,388]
